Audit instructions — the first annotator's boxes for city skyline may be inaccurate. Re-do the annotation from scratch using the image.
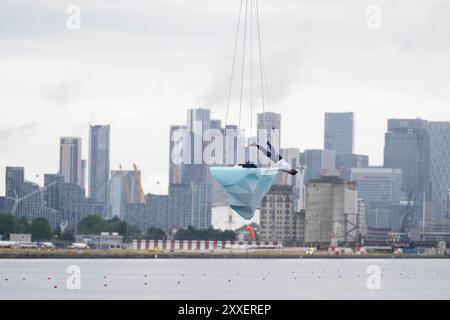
[1,0,450,196]
[1,108,449,241]
[1,112,449,196]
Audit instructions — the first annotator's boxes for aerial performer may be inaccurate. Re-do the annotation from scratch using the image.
[210,0,297,220]
[210,139,298,220]
[250,140,298,176]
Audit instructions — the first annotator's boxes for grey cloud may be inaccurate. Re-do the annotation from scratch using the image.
[45,75,84,106]
[0,122,38,153]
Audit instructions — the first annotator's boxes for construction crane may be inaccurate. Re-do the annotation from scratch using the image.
[392,191,417,243]
[6,180,57,216]
[133,163,145,204]
[400,191,416,234]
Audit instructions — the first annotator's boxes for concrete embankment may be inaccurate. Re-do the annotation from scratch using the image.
[0,249,448,259]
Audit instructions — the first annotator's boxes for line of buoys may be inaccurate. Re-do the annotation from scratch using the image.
[10,266,437,290]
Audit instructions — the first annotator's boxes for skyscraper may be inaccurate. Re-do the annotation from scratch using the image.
[300,149,338,182]
[109,170,139,219]
[5,167,59,226]
[182,109,211,184]
[383,119,431,226]
[59,182,105,229]
[80,159,87,191]
[5,167,25,214]
[187,108,211,133]
[59,137,82,187]
[324,112,354,154]
[336,153,369,181]
[351,167,403,229]
[279,148,304,211]
[169,125,187,185]
[190,183,212,229]
[44,173,65,211]
[168,108,214,229]
[428,121,450,219]
[89,125,110,207]
[0,196,5,213]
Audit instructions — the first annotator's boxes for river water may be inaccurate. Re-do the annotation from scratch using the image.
[0,259,449,299]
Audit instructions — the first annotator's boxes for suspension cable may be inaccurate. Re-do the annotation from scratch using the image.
[239,0,249,129]
[227,0,271,132]
[255,0,265,114]
[257,0,272,112]
[225,0,244,128]
[250,0,253,136]
[262,56,272,112]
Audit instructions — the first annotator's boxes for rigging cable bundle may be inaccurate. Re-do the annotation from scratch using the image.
[210,0,280,220]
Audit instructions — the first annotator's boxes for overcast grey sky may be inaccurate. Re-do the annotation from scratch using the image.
[1,0,449,195]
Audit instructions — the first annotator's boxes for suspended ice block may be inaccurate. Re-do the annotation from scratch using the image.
[209,167,279,220]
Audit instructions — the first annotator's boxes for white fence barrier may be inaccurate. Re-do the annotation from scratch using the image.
[132,240,282,251]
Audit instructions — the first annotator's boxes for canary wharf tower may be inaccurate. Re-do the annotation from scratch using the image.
[383,119,431,226]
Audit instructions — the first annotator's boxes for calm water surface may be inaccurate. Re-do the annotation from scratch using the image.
[0,259,449,299]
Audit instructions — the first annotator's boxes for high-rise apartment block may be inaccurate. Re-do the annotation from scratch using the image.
[59,137,82,187]
[89,125,110,207]
[259,185,304,243]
